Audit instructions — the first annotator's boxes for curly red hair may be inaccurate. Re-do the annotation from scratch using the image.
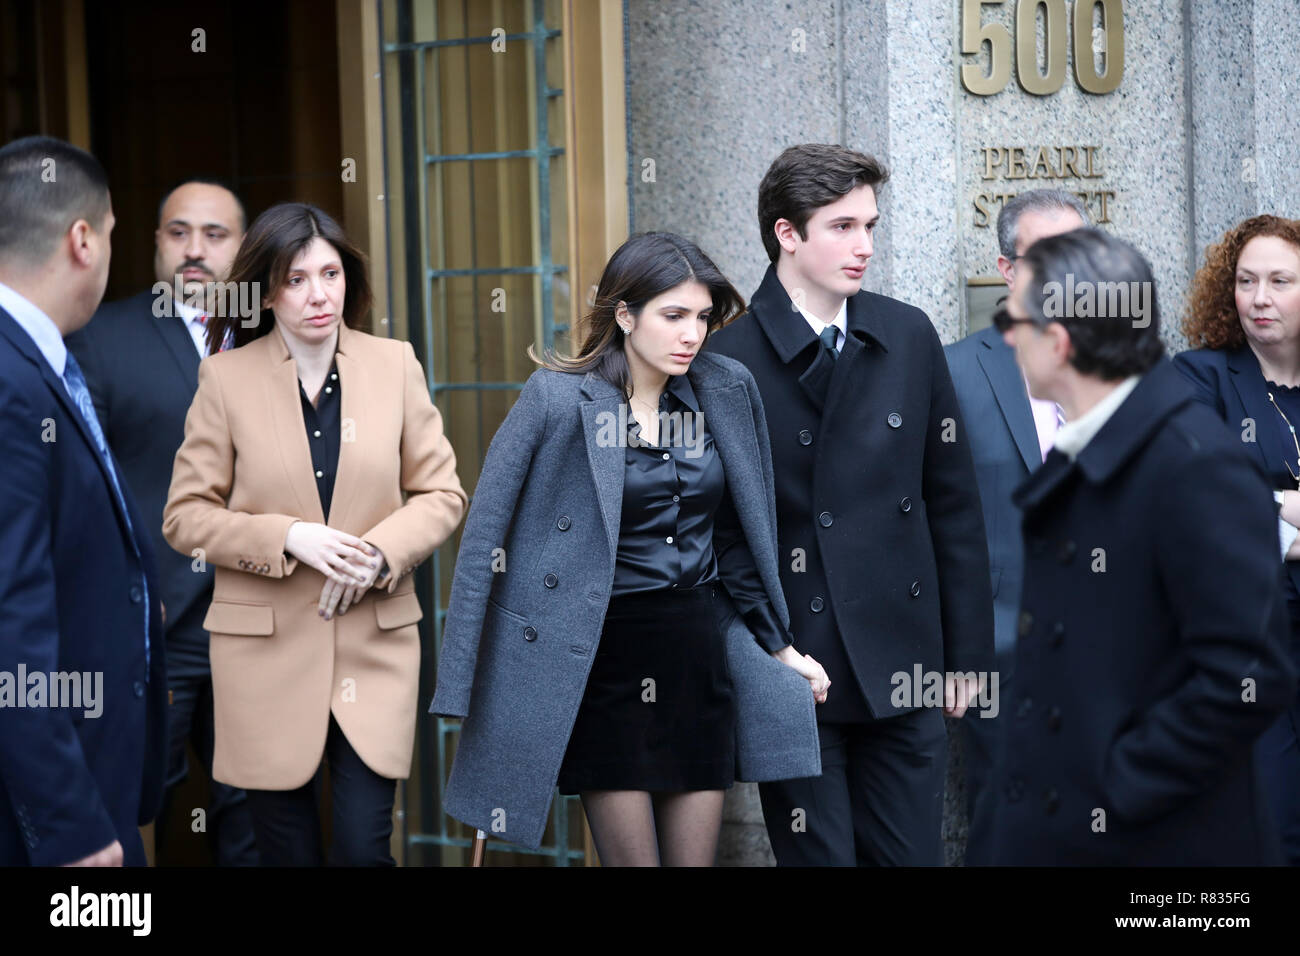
[1183,215,1300,350]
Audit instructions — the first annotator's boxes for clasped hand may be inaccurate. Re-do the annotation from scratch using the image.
[773,645,831,704]
[283,522,386,620]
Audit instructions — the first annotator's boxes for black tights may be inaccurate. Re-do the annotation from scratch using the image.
[580,790,726,866]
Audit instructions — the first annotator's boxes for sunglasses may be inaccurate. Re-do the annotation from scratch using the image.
[991,307,1038,335]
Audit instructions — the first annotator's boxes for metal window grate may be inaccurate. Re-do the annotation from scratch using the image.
[378,0,581,867]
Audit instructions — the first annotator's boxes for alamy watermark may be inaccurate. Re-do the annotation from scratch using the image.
[0,666,102,719]
[1040,274,1152,329]
[151,276,262,327]
[595,406,705,458]
[890,665,1000,718]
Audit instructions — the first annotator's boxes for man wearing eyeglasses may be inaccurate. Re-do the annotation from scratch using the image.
[943,189,1087,865]
[985,226,1293,864]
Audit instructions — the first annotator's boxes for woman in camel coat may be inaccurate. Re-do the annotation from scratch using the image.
[164,203,467,865]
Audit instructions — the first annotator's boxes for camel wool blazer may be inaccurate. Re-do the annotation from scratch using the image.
[163,323,467,789]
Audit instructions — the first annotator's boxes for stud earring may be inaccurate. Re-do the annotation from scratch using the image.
[620,325,630,335]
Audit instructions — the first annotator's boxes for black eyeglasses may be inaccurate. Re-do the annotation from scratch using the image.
[992,307,1037,334]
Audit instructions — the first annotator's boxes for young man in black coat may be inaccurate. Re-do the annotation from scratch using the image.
[990,227,1295,863]
[706,144,995,865]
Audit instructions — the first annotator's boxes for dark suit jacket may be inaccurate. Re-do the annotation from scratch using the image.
[945,325,1042,676]
[1173,344,1300,604]
[990,358,1294,864]
[706,266,994,721]
[0,306,167,866]
[66,291,215,639]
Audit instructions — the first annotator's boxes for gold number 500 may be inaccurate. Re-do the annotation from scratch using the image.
[960,0,1124,96]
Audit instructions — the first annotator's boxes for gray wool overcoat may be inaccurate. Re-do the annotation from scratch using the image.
[429,350,822,849]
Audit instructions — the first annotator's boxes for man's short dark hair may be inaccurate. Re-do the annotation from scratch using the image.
[0,136,110,266]
[1019,227,1164,380]
[157,176,247,233]
[757,144,889,264]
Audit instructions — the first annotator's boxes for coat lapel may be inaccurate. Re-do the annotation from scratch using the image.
[153,310,201,389]
[327,328,366,530]
[815,289,890,437]
[689,358,784,613]
[1012,447,1074,514]
[797,344,834,411]
[1226,345,1291,480]
[977,335,1041,472]
[0,309,137,545]
[578,374,627,558]
[264,326,325,525]
[819,331,866,427]
[695,378,770,550]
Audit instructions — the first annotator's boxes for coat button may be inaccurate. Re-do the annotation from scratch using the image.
[810,597,825,613]
[133,681,145,698]
[818,511,833,527]
[899,496,912,513]
[1018,610,1034,638]
[1047,706,1062,732]
[544,573,558,589]
[887,412,902,428]
[1044,789,1060,814]
[1051,622,1065,647]
[557,515,571,531]
[798,429,813,446]
[909,580,921,597]
[129,585,143,603]
[523,626,538,642]
[1057,539,1076,563]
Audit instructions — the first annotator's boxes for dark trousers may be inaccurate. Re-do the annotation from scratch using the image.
[759,707,947,866]
[959,667,1011,866]
[154,619,258,866]
[243,713,397,866]
[1257,692,1300,866]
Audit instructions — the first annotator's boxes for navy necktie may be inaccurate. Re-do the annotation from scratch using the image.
[819,324,839,359]
[63,352,151,668]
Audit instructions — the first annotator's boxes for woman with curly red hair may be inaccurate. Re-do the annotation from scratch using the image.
[1174,214,1300,865]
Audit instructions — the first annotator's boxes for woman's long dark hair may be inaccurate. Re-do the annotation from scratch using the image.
[531,232,745,396]
[205,202,372,354]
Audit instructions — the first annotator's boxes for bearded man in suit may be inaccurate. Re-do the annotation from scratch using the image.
[66,178,258,865]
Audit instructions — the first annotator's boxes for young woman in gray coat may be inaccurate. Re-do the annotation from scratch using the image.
[430,232,828,865]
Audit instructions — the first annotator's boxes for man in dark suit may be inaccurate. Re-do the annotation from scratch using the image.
[66,178,258,865]
[943,189,1087,864]
[707,144,994,865]
[0,135,167,866]
[989,227,1294,863]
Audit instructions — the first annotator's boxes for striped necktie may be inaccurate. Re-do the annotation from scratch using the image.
[63,352,151,668]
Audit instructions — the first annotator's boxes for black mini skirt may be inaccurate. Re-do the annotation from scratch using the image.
[556,582,737,794]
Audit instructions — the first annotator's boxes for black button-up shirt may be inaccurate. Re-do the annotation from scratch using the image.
[299,362,341,521]
[612,373,792,653]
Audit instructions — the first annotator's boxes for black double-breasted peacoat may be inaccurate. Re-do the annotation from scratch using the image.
[989,358,1296,864]
[706,266,994,721]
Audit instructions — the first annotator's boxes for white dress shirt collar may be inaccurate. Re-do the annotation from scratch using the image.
[1052,375,1141,461]
[170,295,211,356]
[795,298,847,350]
[0,279,67,377]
